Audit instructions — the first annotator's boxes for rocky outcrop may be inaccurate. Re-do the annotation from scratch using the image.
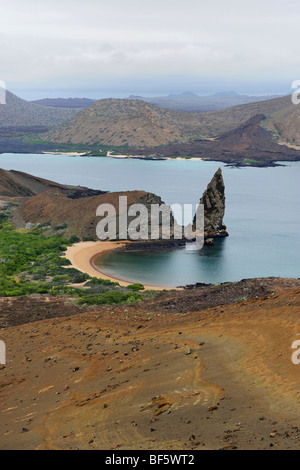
[7,167,228,244]
[194,168,228,240]
[17,189,174,241]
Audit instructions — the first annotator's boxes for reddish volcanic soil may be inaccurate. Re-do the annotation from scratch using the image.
[0,282,299,450]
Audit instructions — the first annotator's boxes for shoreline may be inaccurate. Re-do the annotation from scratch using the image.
[39,150,203,162]
[64,241,177,291]
[41,151,87,156]
[38,152,287,166]
[1,150,298,167]
[107,151,203,161]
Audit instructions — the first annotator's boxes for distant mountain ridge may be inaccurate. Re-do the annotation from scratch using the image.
[127,90,283,112]
[31,90,284,114]
[31,97,97,109]
[165,91,201,100]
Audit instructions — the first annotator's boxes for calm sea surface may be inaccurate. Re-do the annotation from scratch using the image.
[0,153,299,287]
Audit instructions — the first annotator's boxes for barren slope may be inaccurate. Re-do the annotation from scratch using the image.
[0,281,299,450]
[262,102,300,146]
[45,99,193,147]
[0,169,106,200]
[141,113,300,165]
[16,189,167,239]
[0,169,35,198]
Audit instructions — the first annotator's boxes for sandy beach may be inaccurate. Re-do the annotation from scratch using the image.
[41,151,87,156]
[64,241,175,290]
[106,151,203,161]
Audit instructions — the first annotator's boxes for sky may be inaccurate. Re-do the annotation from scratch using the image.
[0,0,299,100]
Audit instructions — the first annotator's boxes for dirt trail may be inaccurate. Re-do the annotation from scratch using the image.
[0,287,299,450]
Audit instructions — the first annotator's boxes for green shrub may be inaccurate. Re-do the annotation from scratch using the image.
[0,222,146,307]
[54,223,68,231]
[69,235,80,244]
[127,283,145,291]
[85,277,120,287]
[52,274,71,283]
[77,290,142,306]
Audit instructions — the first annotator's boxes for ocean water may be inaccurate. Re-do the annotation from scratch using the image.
[0,153,299,286]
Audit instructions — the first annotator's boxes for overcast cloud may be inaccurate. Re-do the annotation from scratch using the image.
[1,0,299,99]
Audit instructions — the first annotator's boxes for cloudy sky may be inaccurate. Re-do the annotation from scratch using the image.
[1,0,299,99]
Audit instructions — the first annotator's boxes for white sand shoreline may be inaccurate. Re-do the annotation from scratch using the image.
[41,151,86,156]
[107,151,203,161]
[41,150,204,161]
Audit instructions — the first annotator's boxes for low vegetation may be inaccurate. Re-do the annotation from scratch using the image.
[243,158,264,165]
[77,290,142,306]
[0,206,148,305]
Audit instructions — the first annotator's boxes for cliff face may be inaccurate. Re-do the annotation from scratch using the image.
[194,168,228,239]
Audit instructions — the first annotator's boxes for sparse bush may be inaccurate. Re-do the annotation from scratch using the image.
[85,277,120,287]
[77,290,142,306]
[0,217,147,306]
[127,283,145,291]
[54,223,68,231]
[52,274,71,284]
[69,235,80,244]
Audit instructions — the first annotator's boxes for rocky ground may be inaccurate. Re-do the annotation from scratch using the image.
[0,277,299,450]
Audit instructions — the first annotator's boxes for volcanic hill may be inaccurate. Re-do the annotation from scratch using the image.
[44,95,293,149]
[45,98,202,147]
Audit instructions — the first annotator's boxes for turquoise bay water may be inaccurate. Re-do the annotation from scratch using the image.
[0,153,299,287]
